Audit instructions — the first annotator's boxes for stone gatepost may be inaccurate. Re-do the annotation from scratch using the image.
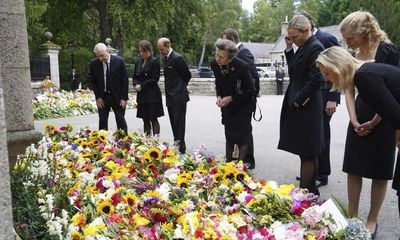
[0,67,14,239]
[0,0,42,166]
[39,32,61,88]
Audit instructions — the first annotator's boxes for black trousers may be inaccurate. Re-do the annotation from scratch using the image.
[167,104,187,154]
[98,93,127,133]
[317,89,332,179]
[244,127,255,167]
[276,79,283,95]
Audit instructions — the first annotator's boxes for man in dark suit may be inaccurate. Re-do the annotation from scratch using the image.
[299,11,341,188]
[157,37,191,154]
[275,66,285,95]
[70,68,79,91]
[89,43,128,133]
[221,28,259,169]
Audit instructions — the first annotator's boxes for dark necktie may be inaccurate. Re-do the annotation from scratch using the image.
[106,63,111,92]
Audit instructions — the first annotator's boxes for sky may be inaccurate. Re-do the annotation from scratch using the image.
[241,0,257,13]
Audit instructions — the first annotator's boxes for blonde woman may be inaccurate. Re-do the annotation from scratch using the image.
[338,11,399,237]
[278,15,324,195]
[316,46,400,239]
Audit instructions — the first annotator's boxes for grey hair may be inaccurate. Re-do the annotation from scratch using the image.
[288,15,311,33]
[93,43,108,53]
[214,38,237,59]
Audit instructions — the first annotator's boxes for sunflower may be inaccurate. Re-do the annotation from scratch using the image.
[234,170,248,182]
[98,133,107,143]
[90,130,98,138]
[96,201,114,214]
[45,124,57,135]
[90,139,100,147]
[124,193,138,207]
[69,231,83,240]
[144,147,162,160]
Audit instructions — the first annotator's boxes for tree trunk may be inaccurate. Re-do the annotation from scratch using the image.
[95,0,112,42]
[198,38,207,67]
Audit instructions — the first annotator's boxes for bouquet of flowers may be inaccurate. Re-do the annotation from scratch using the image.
[33,88,136,120]
[11,125,371,239]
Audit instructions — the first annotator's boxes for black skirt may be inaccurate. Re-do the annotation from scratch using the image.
[136,102,164,120]
[223,113,252,145]
[343,96,396,180]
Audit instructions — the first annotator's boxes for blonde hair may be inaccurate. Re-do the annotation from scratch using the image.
[288,15,311,33]
[339,11,390,51]
[316,46,363,90]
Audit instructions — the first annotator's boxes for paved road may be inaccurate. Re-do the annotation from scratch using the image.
[35,95,399,239]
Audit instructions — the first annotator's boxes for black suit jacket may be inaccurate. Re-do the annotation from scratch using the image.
[278,35,325,156]
[163,51,191,107]
[237,44,260,94]
[211,57,256,116]
[89,55,129,104]
[132,57,162,104]
[315,29,341,102]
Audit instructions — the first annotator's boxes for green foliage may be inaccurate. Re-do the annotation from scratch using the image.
[317,0,350,26]
[244,0,295,42]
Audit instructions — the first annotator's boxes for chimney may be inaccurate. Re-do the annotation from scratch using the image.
[281,16,289,36]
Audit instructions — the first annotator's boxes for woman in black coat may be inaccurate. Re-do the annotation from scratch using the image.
[278,15,325,194]
[132,40,164,135]
[317,46,400,238]
[211,38,256,163]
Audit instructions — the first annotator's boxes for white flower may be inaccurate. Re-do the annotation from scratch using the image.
[157,182,171,201]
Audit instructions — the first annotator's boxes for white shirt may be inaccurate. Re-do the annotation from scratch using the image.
[166,48,173,59]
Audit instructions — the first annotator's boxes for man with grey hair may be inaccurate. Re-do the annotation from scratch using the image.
[211,38,256,165]
[157,37,191,154]
[89,42,129,133]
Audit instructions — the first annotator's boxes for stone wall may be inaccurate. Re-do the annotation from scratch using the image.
[157,77,289,96]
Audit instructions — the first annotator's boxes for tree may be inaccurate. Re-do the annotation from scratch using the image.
[245,0,295,43]
[317,0,350,26]
[198,0,242,67]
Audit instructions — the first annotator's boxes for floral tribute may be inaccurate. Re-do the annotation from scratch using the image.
[33,88,136,120]
[11,125,370,240]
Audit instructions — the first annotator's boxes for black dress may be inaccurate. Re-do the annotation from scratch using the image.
[211,57,255,145]
[132,57,164,120]
[343,43,399,179]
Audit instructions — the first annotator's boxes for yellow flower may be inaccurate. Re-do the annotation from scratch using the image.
[69,231,83,240]
[132,213,150,228]
[305,234,316,240]
[83,223,106,237]
[204,227,217,239]
[234,170,248,182]
[98,132,107,142]
[96,201,114,215]
[45,124,56,134]
[71,212,86,227]
[221,236,232,240]
[277,184,295,198]
[144,147,162,160]
[90,130,98,138]
[146,190,161,198]
[124,193,138,207]
[161,222,174,232]
[67,101,77,107]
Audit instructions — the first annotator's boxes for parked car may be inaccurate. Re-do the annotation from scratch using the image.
[256,67,269,78]
[190,67,214,78]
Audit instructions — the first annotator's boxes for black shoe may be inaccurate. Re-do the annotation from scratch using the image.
[316,177,328,188]
[295,176,300,181]
[370,224,378,240]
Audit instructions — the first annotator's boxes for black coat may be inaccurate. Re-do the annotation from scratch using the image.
[163,51,191,107]
[278,35,325,156]
[132,57,162,104]
[315,29,341,102]
[211,57,256,144]
[89,55,129,104]
[237,44,260,94]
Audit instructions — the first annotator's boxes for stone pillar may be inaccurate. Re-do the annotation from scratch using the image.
[0,0,42,166]
[106,38,119,56]
[39,32,61,88]
[0,66,14,239]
